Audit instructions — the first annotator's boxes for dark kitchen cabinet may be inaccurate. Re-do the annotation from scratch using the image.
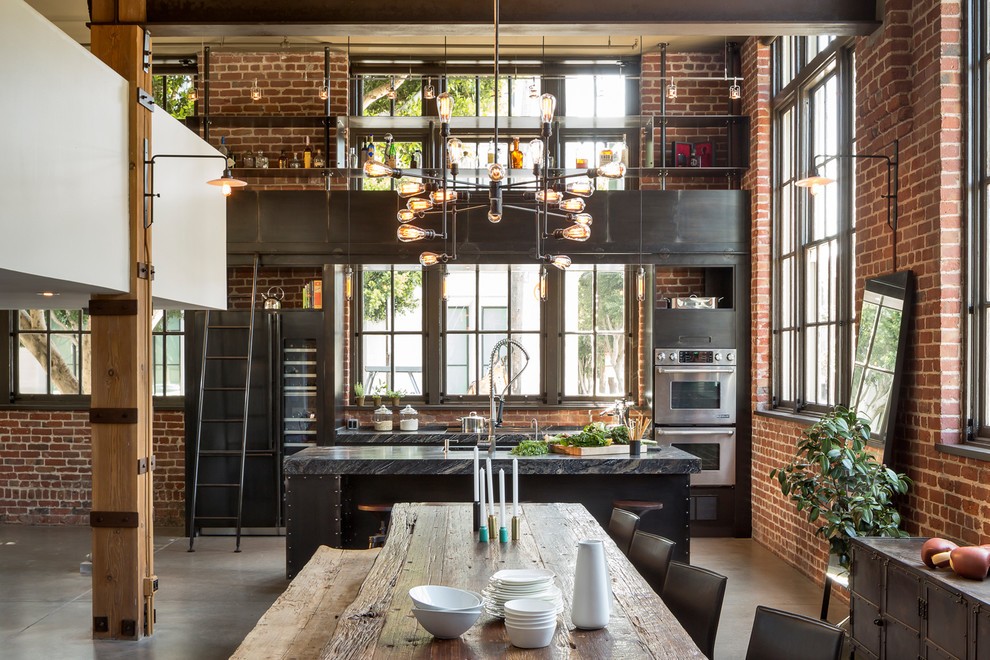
[850,537,990,660]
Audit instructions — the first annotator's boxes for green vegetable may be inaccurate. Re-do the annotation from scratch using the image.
[608,425,630,445]
[510,440,549,456]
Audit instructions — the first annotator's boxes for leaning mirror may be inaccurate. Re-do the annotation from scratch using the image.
[849,271,914,465]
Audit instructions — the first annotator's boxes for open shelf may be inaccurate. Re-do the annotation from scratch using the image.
[184,115,338,130]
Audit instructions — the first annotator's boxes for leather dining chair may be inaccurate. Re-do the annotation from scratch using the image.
[627,530,676,595]
[661,561,727,659]
[745,605,845,660]
[607,508,640,555]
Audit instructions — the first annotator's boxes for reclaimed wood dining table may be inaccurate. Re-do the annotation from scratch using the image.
[315,501,703,658]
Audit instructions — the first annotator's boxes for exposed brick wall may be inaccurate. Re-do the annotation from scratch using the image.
[750,0,989,591]
[193,50,349,190]
[0,410,185,527]
[655,266,707,303]
[640,50,736,191]
[227,266,323,310]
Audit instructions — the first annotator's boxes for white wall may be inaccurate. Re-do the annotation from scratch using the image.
[151,112,228,310]
[0,0,129,309]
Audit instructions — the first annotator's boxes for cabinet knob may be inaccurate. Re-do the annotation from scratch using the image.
[873,618,884,627]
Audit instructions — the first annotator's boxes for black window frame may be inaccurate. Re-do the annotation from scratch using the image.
[770,37,856,416]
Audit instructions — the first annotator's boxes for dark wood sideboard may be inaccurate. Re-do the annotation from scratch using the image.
[850,537,990,659]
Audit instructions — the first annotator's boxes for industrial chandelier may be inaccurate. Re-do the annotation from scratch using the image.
[362,0,626,280]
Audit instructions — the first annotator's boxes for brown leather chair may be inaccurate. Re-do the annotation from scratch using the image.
[661,561,727,659]
[745,605,845,660]
[607,507,640,555]
[627,530,676,595]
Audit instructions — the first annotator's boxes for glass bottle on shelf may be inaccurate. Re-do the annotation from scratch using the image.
[510,137,524,169]
[313,148,326,168]
[289,152,302,168]
[242,150,255,168]
[303,136,313,168]
[399,405,419,431]
[278,150,287,168]
[384,133,396,169]
[256,151,269,168]
[218,136,229,160]
[487,139,496,164]
[226,150,236,168]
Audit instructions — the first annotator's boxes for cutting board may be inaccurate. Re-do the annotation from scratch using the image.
[550,444,630,456]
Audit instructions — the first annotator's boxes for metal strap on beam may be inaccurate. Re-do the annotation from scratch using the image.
[90,408,140,424]
[89,300,139,316]
[90,511,140,528]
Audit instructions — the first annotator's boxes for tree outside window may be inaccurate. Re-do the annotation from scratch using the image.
[562,265,626,397]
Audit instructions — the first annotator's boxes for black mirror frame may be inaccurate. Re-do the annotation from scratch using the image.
[849,270,914,465]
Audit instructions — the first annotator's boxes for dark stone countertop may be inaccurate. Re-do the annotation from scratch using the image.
[333,426,550,446]
[284,444,700,476]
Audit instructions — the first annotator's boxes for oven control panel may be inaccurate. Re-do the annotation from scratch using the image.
[655,348,736,365]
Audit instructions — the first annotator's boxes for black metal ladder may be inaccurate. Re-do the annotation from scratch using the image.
[187,255,260,552]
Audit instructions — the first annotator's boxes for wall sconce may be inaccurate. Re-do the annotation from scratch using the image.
[143,152,247,228]
[188,86,198,102]
[250,79,262,101]
[423,80,435,100]
[728,81,741,100]
[796,139,900,271]
[319,79,329,101]
[665,81,677,100]
[344,266,354,301]
[636,266,647,303]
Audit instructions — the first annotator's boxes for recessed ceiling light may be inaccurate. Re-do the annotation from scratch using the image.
[37,291,59,297]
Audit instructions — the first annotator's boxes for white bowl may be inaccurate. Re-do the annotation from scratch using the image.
[410,585,483,612]
[504,598,558,615]
[412,607,482,639]
[505,619,558,629]
[506,621,556,648]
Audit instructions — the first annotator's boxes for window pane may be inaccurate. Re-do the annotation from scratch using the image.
[362,335,390,393]
[362,76,393,116]
[509,76,540,117]
[392,267,423,332]
[393,77,423,117]
[447,76,478,116]
[510,266,541,331]
[446,266,477,331]
[564,267,594,332]
[394,334,423,395]
[595,267,625,332]
[510,333,541,395]
[564,334,594,396]
[362,267,393,332]
[446,333,475,395]
[596,333,625,396]
[50,333,82,394]
[18,334,47,394]
[565,75,595,117]
[595,75,626,117]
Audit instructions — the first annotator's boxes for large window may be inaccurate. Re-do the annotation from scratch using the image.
[562,265,627,398]
[357,266,424,396]
[352,264,632,403]
[771,38,854,414]
[10,309,185,400]
[968,0,990,442]
[444,265,541,396]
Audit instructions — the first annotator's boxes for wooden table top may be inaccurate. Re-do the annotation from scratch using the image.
[318,502,703,659]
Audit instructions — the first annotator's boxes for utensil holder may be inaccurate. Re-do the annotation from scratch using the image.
[571,539,610,629]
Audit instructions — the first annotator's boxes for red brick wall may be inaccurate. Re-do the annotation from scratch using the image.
[655,266,707,304]
[640,50,735,191]
[227,266,324,310]
[750,0,990,590]
[194,50,349,190]
[0,410,185,527]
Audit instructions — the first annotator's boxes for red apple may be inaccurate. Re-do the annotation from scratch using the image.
[921,537,958,569]
[948,546,990,580]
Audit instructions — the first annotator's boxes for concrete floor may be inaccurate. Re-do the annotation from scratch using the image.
[0,526,847,659]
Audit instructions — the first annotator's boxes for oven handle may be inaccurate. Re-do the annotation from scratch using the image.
[655,367,736,374]
[655,428,736,437]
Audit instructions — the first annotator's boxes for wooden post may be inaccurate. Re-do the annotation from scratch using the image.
[88,0,156,640]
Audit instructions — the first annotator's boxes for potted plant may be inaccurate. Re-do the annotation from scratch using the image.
[372,383,385,408]
[353,382,365,406]
[770,406,911,569]
[388,389,404,406]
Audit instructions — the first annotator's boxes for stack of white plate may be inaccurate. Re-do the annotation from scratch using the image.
[503,598,558,649]
[482,568,563,618]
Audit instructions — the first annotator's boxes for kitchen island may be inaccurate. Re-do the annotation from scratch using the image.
[283,445,700,577]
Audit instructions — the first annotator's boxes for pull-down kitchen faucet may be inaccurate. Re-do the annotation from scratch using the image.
[487,338,530,455]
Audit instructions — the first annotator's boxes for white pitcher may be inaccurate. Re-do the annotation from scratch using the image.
[571,539,611,629]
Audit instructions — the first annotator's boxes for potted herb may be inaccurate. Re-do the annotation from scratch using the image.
[770,406,911,569]
[388,389,404,406]
[372,383,385,408]
[353,382,365,406]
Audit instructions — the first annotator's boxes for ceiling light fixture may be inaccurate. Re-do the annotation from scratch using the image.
[363,0,627,278]
[319,78,329,101]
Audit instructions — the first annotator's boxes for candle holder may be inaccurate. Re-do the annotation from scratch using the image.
[479,525,489,542]
[499,526,509,543]
[473,501,481,531]
[488,515,498,541]
[511,515,520,541]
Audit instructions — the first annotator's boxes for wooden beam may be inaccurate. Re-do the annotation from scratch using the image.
[89,0,156,642]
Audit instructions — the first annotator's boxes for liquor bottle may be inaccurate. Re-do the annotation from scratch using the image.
[226,150,236,168]
[385,133,397,169]
[303,137,313,169]
[242,151,255,168]
[278,150,287,168]
[365,135,376,163]
[289,152,302,168]
[313,148,326,168]
[349,147,358,169]
[510,137,524,169]
[487,140,495,164]
[256,151,269,169]
[218,136,229,160]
